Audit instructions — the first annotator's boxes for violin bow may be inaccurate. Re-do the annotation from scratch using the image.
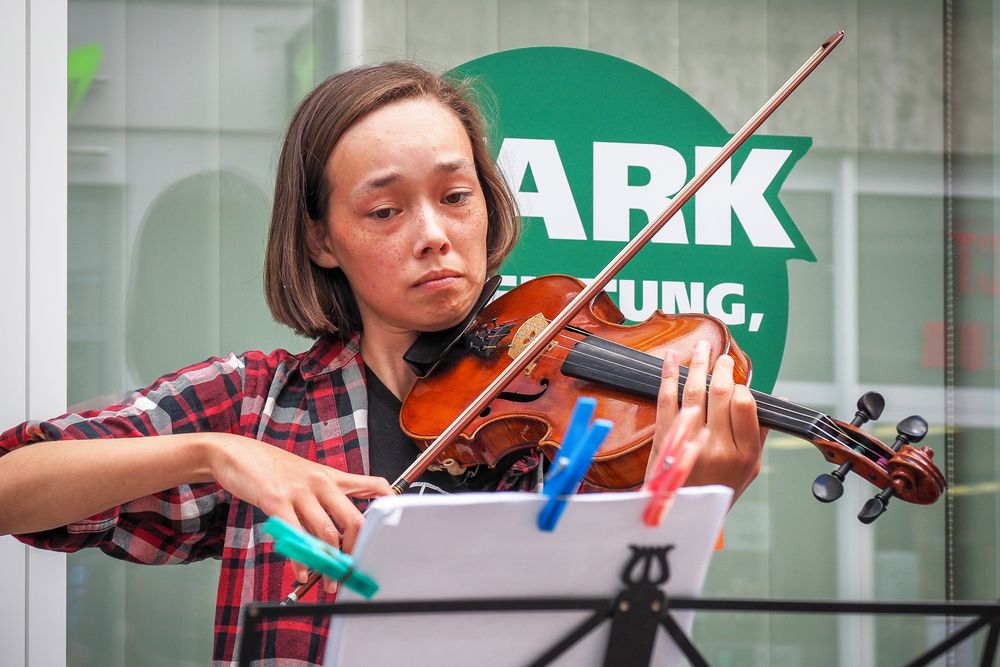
[392,31,846,494]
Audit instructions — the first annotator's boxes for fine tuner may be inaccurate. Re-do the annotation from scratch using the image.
[812,391,934,523]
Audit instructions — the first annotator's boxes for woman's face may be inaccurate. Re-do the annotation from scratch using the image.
[311,97,490,336]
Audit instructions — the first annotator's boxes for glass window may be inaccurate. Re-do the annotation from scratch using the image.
[66,0,998,663]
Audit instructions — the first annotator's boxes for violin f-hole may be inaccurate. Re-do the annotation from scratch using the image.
[498,378,550,403]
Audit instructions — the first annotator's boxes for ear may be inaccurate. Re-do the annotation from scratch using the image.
[306,219,339,269]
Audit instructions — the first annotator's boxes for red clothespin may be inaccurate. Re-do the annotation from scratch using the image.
[642,405,705,527]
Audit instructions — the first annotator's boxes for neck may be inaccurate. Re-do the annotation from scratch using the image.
[360,326,420,401]
[561,333,829,441]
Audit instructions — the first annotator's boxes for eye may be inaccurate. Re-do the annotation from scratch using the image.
[370,207,398,220]
[443,190,471,205]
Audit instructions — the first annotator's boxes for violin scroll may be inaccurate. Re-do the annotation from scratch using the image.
[858,442,946,523]
[887,444,946,503]
[810,404,945,524]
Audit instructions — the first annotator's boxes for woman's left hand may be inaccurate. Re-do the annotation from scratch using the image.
[646,340,767,502]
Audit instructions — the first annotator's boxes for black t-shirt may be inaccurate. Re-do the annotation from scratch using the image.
[366,370,523,494]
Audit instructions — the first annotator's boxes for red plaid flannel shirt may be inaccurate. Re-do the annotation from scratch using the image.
[1,335,540,665]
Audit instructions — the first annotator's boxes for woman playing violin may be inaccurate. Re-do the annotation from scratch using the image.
[0,61,765,665]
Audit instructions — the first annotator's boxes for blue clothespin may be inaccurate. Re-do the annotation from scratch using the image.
[263,516,379,599]
[537,397,613,532]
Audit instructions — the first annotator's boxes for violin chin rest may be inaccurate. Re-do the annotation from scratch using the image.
[404,275,502,377]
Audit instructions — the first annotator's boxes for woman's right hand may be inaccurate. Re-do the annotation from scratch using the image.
[205,433,391,591]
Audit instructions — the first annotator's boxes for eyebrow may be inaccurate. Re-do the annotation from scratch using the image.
[358,173,401,194]
[435,158,475,174]
[354,158,476,196]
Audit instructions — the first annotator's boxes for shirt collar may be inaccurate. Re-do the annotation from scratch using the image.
[299,334,362,379]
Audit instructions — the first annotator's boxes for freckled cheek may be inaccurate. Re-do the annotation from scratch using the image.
[456,204,489,245]
[341,246,395,294]
[345,234,407,269]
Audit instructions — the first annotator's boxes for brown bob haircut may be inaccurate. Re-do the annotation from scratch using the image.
[264,61,520,339]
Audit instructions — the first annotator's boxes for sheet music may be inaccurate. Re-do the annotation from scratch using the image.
[326,487,731,666]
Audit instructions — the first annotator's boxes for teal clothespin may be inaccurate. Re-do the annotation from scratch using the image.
[263,516,378,599]
[537,397,612,532]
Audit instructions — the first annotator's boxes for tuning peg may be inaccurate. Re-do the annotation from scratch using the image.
[858,492,890,524]
[893,415,928,445]
[812,392,885,503]
[858,415,929,524]
[812,473,845,503]
[856,392,885,423]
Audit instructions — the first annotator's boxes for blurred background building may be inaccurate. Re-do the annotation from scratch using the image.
[2,1,998,665]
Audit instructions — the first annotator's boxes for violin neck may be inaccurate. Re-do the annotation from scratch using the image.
[561,334,829,441]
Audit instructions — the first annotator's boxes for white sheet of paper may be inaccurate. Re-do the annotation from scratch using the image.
[325,487,731,667]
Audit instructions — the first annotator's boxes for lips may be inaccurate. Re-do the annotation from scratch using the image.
[413,269,462,288]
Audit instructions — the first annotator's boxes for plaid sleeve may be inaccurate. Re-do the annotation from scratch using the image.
[0,352,258,564]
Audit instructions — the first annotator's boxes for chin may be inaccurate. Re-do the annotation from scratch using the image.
[422,292,480,332]
[420,310,472,333]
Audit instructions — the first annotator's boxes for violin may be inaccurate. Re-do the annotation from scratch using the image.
[391,30,945,524]
[400,273,946,522]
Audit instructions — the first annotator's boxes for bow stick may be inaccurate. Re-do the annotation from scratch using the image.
[392,31,846,494]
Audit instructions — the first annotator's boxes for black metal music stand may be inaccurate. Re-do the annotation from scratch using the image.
[238,545,1000,667]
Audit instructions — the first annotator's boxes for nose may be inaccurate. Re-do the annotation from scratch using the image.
[412,203,451,258]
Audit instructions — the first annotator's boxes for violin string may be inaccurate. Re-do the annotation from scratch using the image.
[482,325,887,463]
[555,336,885,461]
[476,315,887,460]
[542,340,885,462]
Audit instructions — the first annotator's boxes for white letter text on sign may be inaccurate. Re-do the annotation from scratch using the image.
[695,146,795,248]
[497,138,587,240]
[592,141,688,244]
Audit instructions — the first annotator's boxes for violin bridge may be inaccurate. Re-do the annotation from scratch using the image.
[509,313,550,374]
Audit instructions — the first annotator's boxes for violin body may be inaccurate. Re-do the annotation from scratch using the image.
[400,274,750,490]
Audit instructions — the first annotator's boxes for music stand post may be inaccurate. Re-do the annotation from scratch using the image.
[237,546,1000,667]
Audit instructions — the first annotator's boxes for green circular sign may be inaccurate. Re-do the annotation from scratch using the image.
[453,47,814,392]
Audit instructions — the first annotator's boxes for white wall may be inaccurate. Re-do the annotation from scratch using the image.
[0,1,68,666]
